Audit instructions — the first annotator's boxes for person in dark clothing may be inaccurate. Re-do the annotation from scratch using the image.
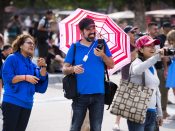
[113,25,138,131]
[1,45,13,60]
[37,10,53,59]
[7,15,23,44]
[28,20,39,39]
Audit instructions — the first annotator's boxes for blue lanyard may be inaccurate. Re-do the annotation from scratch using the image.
[149,66,154,74]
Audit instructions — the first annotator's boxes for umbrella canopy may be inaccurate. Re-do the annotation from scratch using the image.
[59,8,130,75]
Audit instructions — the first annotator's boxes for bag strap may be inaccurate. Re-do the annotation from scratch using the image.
[99,39,112,110]
[142,72,145,86]
[72,43,76,65]
[100,39,110,81]
[129,61,145,89]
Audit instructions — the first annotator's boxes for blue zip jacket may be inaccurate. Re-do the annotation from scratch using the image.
[2,52,48,109]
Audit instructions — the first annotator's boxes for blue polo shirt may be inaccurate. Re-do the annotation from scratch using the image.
[64,40,112,94]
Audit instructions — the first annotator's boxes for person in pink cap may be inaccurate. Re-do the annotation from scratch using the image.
[127,35,164,131]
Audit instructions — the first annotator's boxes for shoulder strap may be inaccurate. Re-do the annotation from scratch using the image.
[129,61,145,88]
[43,17,48,28]
[102,40,110,81]
[72,43,76,65]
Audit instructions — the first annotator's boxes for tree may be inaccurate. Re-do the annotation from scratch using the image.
[0,0,11,33]
[133,0,146,32]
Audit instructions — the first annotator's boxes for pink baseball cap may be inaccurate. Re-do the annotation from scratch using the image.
[136,35,160,49]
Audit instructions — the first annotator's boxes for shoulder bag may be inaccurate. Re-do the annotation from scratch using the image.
[62,44,78,99]
[110,66,154,124]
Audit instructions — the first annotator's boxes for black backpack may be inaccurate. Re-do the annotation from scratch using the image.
[37,17,49,39]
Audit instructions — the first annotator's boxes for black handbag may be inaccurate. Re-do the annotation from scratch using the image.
[62,73,77,99]
[62,44,78,99]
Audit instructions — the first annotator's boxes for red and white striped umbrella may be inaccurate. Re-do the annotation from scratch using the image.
[59,8,130,75]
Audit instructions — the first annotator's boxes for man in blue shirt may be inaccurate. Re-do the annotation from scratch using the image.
[63,18,114,131]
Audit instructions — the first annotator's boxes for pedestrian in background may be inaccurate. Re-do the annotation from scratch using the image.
[147,22,170,119]
[62,18,114,131]
[166,29,175,120]
[127,35,163,131]
[1,34,48,131]
[113,25,138,131]
[156,22,173,119]
[7,15,23,44]
[37,10,53,59]
[1,45,13,61]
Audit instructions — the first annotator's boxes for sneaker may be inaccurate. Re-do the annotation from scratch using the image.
[112,124,120,131]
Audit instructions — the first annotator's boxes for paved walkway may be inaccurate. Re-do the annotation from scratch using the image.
[0,73,174,131]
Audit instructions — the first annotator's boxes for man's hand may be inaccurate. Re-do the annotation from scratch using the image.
[73,64,84,74]
[94,48,105,58]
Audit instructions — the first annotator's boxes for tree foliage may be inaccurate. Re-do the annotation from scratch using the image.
[0,0,175,32]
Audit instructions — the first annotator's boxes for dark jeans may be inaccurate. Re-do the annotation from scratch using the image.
[127,111,157,131]
[2,102,32,131]
[70,94,104,131]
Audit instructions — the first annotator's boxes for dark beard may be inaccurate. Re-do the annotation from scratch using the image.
[85,37,94,42]
[85,33,96,42]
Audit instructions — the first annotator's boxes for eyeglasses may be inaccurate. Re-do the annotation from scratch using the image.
[25,41,35,47]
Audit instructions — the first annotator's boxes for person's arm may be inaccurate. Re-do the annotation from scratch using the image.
[12,75,39,84]
[62,44,84,75]
[37,58,47,76]
[3,55,39,84]
[62,63,74,75]
[156,87,163,126]
[132,54,160,75]
[162,56,170,78]
[94,42,115,69]
[0,79,2,90]
[101,54,114,69]
[62,63,84,75]
[94,48,114,69]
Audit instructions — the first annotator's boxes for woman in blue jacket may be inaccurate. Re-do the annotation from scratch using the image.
[2,34,48,131]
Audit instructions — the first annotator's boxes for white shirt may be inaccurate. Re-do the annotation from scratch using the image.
[130,54,163,116]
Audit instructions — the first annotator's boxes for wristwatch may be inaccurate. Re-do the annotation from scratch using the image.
[41,64,47,68]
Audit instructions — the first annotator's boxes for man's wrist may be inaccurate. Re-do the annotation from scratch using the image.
[71,66,75,74]
[41,64,47,68]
